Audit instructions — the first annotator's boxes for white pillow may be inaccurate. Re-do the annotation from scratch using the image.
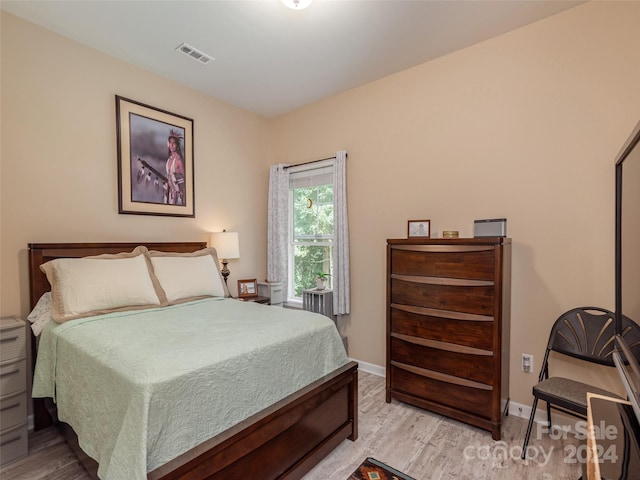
[150,254,226,303]
[27,292,52,336]
[40,246,164,323]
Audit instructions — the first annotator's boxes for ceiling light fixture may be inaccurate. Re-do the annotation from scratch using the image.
[281,0,312,10]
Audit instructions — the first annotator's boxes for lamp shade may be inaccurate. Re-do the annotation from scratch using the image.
[210,231,240,260]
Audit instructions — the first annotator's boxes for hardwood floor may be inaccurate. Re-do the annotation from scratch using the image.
[1,372,582,480]
[305,373,582,479]
[0,426,89,480]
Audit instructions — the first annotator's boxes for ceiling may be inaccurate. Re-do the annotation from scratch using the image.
[1,0,584,117]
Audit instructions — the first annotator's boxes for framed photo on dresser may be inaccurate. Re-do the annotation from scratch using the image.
[407,220,430,238]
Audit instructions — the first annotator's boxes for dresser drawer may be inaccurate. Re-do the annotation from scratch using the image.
[390,246,496,280]
[390,306,494,350]
[0,422,28,466]
[0,325,26,363]
[390,363,493,419]
[390,335,494,385]
[0,359,27,396]
[0,391,28,431]
[390,277,495,316]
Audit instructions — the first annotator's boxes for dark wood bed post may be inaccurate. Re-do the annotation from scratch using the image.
[28,242,358,480]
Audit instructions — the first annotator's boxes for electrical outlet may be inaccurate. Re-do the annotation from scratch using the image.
[522,353,534,373]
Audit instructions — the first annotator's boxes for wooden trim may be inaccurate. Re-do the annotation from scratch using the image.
[387,237,510,248]
[390,303,493,322]
[391,274,494,287]
[391,333,493,356]
[390,244,494,253]
[390,361,492,391]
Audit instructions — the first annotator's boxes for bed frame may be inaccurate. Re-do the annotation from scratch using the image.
[28,242,358,480]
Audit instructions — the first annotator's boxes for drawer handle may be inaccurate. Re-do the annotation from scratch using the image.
[0,336,18,343]
[0,369,19,377]
[0,402,20,412]
[391,360,493,391]
[391,273,493,287]
[0,434,22,447]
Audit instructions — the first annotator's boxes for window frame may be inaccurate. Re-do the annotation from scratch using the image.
[286,160,335,305]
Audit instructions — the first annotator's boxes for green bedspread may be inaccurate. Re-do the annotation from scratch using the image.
[32,298,348,480]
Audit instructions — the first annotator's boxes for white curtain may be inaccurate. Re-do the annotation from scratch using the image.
[333,150,350,315]
[267,164,290,300]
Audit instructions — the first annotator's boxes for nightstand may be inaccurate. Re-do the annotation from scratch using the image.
[257,282,283,306]
[0,316,28,466]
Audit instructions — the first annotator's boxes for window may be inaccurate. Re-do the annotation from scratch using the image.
[288,162,334,302]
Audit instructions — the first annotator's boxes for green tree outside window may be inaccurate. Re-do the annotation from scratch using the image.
[292,184,334,297]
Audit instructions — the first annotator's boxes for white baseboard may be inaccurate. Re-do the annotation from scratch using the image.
[510,399,534,420]
[348,357,385,377]
[509,400,579,431]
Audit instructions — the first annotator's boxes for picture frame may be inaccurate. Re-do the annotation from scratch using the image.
[408,219,431,238]
[237,279,258,298]
[116,95,195,217]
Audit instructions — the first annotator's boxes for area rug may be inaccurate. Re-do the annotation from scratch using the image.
[348,457,416,480]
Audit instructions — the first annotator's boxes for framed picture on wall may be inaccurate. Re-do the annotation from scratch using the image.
[408,220,431,238]
[115,95,195,217]
[238,279,258,298]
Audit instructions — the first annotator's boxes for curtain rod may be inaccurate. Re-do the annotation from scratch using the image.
[282,153,346,170]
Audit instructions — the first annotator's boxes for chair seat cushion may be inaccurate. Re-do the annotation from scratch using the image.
[533,377,623,416]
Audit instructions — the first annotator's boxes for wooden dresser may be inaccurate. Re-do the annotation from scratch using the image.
[386,237,511,440]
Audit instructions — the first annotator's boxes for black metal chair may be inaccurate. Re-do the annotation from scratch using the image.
[521,307,640,459]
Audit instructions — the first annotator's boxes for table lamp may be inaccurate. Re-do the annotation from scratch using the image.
[209,230,240,285]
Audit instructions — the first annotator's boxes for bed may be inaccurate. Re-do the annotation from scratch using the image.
[28,241,358,480]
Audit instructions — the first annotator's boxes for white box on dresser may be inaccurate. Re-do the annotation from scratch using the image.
[0,316,28,466]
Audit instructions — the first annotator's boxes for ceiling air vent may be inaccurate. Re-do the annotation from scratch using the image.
[175,43,214,65]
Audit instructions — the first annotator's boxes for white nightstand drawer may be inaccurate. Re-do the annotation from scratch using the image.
[0,391,28,431]
[270,286,283,305]
[258,282,284,306]
[0,422,28,466]
[0,324,26,363]
[0,359,27,396]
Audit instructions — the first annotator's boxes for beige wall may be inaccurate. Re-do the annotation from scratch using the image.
[1,12,271,316]
[269,1,640,404]
[2,1,640,411]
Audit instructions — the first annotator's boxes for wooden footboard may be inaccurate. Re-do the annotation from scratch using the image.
[150,361,358,480]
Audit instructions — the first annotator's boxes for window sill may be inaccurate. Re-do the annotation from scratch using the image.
[285,299,303,309]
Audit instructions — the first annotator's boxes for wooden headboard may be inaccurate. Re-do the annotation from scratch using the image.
[28,242,208,309]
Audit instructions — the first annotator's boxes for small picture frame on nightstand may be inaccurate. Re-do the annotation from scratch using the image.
[237,279,257,298]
